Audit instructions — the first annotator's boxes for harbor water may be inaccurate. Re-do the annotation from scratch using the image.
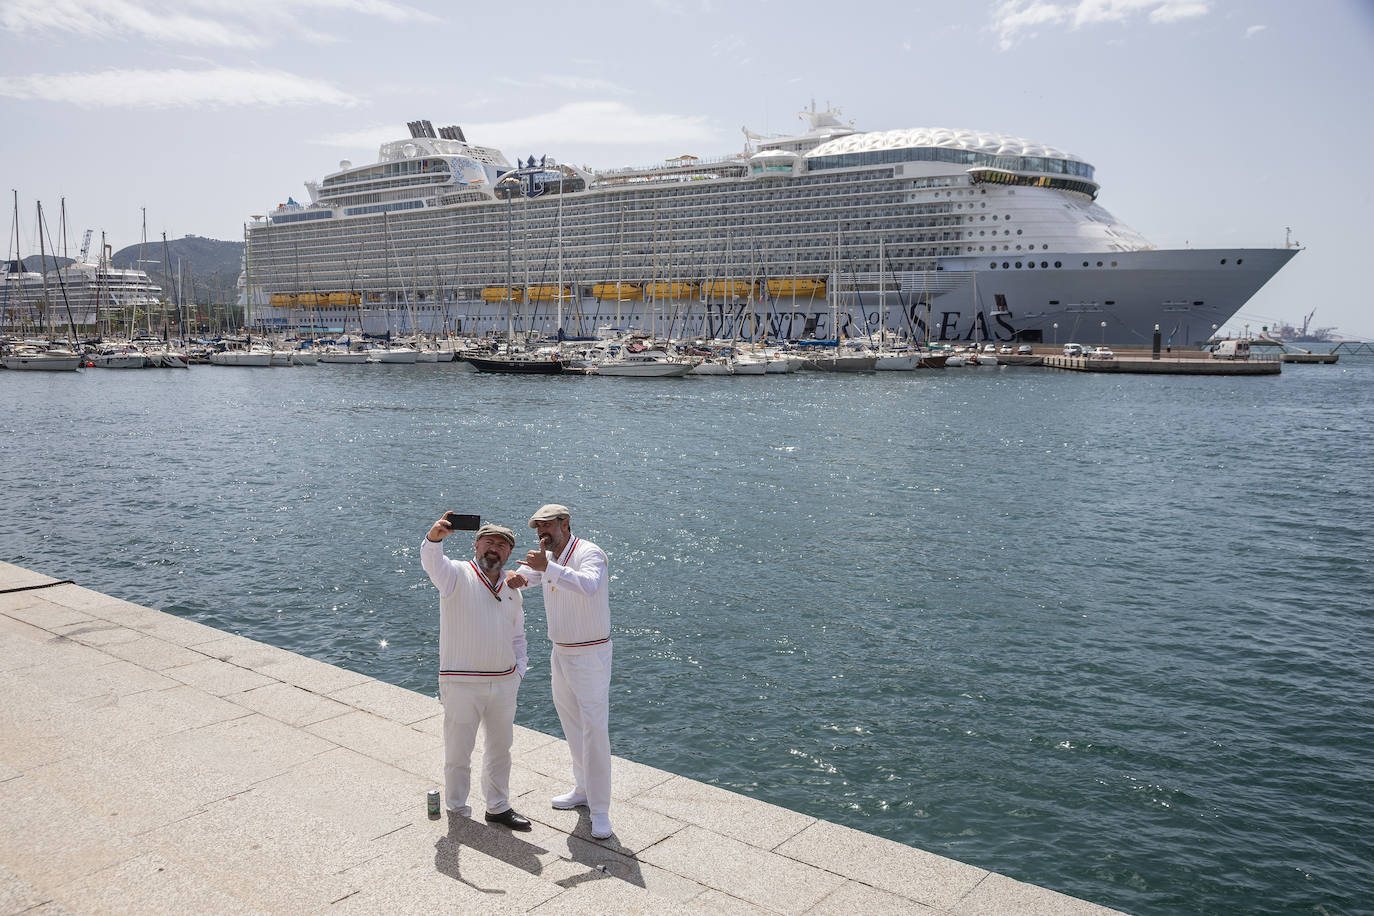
[2,359,1371,915]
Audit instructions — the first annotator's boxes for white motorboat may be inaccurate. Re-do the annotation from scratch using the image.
[291,350,319,366]
[595,348,695,377]
[874,351,920,370]
[366,346,419,364]
[91,347,146,369]
[209,347,273,367]
[2,346,82,371]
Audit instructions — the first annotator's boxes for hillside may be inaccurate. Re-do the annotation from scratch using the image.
[111,235,243,305]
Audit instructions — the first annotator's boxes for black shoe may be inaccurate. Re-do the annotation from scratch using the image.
[484,808,532,831]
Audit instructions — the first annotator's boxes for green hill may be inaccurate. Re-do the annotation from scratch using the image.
[111,236,243,305]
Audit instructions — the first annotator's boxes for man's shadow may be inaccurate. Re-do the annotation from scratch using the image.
[434,810,646,893]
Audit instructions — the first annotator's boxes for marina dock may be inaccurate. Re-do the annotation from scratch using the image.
[0,560,1124,915]
[1040,354,1281,375]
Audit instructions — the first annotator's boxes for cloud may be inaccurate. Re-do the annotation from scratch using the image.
[993,0,1209,49]
[315,102,720,161]
[1244,24,1266,38]
[0,67,360,107]
[495,74,630,94]
[0,0,438,48]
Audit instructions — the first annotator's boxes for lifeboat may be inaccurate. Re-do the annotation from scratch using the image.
[328,291,361,306]
[705,280,757,299]
[296,293,324,308]
[269,293,296,308]
[767,277,826,298]
[482,286,524,302]
[644,281,699,299]
[527,285,573,302]
[592,282,642,301]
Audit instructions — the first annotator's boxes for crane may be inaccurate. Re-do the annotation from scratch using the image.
[78,229,94,264]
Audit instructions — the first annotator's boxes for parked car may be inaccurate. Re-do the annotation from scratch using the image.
[1063,343,1084,357]
[1087,346,1115,359]
[998,344,1013,353]
[1017,344,1033,355]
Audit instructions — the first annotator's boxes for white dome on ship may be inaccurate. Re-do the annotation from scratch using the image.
[807,127,1087,165]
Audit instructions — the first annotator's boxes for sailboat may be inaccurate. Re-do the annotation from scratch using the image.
[2,197,81,371]
[873,239,918,370]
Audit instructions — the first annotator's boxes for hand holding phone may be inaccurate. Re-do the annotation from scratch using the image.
[443,512,481,531]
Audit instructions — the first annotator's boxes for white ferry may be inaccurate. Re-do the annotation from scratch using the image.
[242,107,1297,347]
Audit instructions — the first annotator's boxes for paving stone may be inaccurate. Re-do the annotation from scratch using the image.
[329,678,441,725]
[775,819,988,911]
[950,873,1124,916]
[0,861,51,914]
[194,633,304,669]
[806,879,942,914]
[26,741,253,836]
[253,746,431,841]
[2,596,96,632]
[139,790,372,912]
[229,680,353,727]
[153,711,335,783]
[341,813,564,911]
[0,775,138,889]
[99,634,207,671]
[530,875,684,915]
[46,851,269,916]
[0,561,59,591]
[636,775,815,851]
[686,888,779,915]
[256,651,371,694]
[50,619,145,648]
[516,737,676,800]
[161,656,276,696]
[512,769,689,855]
[305,708,442,765]
[120,612,227,648]
[639,826,847,916]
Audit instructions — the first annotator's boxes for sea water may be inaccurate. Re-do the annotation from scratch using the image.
[3,358,1371,915]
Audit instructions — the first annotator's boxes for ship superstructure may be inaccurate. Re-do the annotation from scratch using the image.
[243,108,1296,346]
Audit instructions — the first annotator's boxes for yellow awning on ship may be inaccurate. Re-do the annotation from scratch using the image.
[705,280,757,299]
[592,282,642,301]
[482,286,524,303]
[527,285,573,302]
[766,277,826,298]
[645,281,699,299]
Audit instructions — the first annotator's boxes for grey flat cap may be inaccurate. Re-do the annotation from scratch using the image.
[474,523,516,547]
[528,504,571,528]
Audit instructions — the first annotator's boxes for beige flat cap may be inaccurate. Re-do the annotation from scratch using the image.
[528,504,571,528]
[474,523,516,547]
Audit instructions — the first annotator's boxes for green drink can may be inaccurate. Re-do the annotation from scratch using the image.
[427,789,441,818]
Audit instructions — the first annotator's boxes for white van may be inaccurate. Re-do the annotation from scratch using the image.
[1212,339,1251,360]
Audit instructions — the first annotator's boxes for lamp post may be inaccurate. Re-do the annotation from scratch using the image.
[1100,320,1107,346]
[1152,323,1161,360]
[1052,322,1058,345]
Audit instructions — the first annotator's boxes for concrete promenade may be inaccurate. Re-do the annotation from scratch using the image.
[0,561,1125,915]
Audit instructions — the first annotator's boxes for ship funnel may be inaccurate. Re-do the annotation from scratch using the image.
[439,125,466,142]
[407,119,437,139]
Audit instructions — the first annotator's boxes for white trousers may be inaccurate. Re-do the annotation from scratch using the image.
[439,676,519,817]
[551,642,612,817]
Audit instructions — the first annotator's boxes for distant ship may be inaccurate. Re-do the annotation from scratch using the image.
[2,243,163,334]
[242,106,1298,347]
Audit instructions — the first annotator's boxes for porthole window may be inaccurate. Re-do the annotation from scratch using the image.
[1027,261,1034,268]
[992,215,998,220]
[1054,261,1062,268]
[1043,245,1049,250]
[1220,258,1227,264]
[1111,261,1117,267]
[1096,261,1103,267]
[1015,261,1022,268]
[1003,262,1010,268]
[1006,215,1011,220]
[1237,258,1243,264]
[1016,229,1022,235]
[1083,261,1089,267]
[1041,262,1048,268]
[990,262,997,269]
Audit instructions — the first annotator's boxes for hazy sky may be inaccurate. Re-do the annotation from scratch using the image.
[3,0,1371,337]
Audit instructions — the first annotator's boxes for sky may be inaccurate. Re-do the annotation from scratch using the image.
[2,0,1372,338]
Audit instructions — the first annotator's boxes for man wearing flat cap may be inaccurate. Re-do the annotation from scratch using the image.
[421,515,532,831]
[507,504,615,840]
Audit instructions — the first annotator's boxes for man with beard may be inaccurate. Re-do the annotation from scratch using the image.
[506,504,614,840]
[420,517,531,831]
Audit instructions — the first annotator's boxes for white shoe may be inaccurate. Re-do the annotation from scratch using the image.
[552,789,588,810]
[590,814,612,839]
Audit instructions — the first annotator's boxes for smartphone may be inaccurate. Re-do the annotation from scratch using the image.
[443,512,481,531]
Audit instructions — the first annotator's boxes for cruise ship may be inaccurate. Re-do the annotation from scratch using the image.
[2,243,164,335]
[243,107,1297,347]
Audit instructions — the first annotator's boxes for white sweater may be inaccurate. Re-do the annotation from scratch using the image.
[517,535,611,651]
[421,538,527,680]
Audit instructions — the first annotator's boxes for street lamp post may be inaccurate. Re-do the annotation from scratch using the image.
[1100,320,1107,346]
[1053,322,1058,345]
